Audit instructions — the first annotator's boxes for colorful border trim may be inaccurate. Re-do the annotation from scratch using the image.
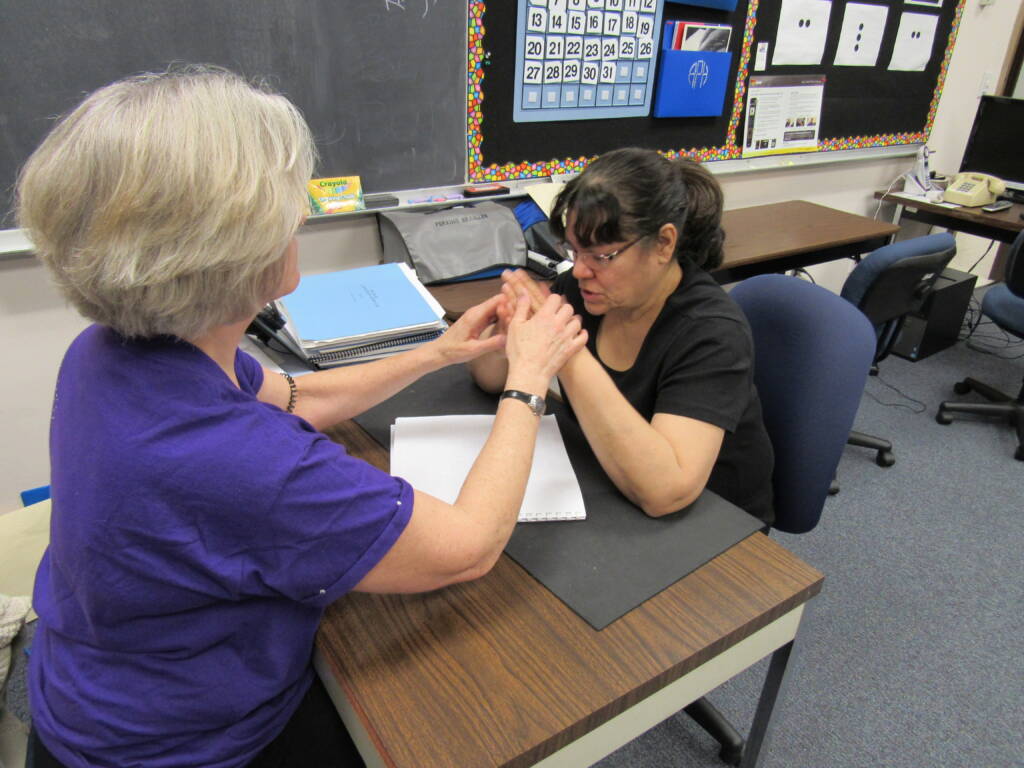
[722,0,759,159]
[467,1,487,182]
[467,0,964,180]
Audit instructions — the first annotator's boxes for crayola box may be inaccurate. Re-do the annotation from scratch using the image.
[307,176,365,214]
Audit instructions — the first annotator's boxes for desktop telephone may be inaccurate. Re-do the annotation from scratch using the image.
[942,173,1006,207]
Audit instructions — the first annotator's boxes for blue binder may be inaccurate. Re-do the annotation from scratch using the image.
[652,49,731,118]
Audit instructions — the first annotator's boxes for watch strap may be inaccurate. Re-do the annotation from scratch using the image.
[500,389,546,416]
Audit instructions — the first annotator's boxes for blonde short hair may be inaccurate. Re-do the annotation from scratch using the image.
[16,65,315,339]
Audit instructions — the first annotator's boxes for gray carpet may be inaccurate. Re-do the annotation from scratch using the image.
[598,321,1024,768]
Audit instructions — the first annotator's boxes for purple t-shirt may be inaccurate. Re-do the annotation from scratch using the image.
[30,325,412,767]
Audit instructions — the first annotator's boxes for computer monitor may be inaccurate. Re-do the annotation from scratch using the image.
[959,95,1024,199]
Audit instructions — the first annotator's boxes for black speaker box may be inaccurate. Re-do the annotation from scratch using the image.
[891,267,977,361]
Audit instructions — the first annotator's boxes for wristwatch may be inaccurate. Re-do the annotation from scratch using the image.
[500,389,546,417]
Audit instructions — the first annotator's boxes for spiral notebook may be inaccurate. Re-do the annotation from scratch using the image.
[274,262,447,367]
[389,414,586,522]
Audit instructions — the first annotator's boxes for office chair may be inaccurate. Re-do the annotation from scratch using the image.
[839,233,957,469]
[936,229,1024,460]
[684,274,876,765]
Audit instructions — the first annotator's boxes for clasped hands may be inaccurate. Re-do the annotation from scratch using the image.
[495,268,556,332]
[434,270,585,386]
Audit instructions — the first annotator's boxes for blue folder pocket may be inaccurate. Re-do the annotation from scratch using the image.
[665,0,738,11]
[652,50,731,118]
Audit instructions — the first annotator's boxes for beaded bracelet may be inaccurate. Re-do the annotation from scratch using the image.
[281,372,297,414]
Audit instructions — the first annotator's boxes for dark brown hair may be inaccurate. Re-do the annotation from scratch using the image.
[549,147,725,270]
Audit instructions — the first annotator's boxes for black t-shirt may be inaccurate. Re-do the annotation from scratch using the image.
[552,260,775,524]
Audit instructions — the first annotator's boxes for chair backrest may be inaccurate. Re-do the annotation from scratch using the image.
[840,233,957,361]
[732,275,876,534]
[980,228,1024,341]
[1004,228,1024,299]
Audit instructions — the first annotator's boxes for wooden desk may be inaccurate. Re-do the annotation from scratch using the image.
[714,200,898,284]
[874,190,1024,244]
[314,420,824,768]
[429,200,897,317]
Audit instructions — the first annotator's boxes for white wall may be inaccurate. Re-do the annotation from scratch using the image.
[1,0,1020,510]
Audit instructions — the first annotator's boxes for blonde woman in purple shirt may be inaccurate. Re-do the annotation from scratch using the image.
[16,66,585,768]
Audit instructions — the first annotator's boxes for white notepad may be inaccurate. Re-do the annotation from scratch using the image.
[390,415,586,522]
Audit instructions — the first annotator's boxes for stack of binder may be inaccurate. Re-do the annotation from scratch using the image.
[273,263,447,368]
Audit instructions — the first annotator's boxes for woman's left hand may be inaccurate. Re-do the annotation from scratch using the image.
[431,294,508,365]
[501,269,552,317]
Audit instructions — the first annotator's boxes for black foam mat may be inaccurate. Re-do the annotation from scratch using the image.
[353,365,763,630]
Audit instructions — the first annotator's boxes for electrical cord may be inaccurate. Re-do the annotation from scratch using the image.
[966,240,995,274]
[966,323,1024,359]
[873,173,908,221]
[959,294,984,341]
[863,371,927,413]
[958,284,1023,356]
[789,268,817,284]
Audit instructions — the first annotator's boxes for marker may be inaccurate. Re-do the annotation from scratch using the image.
[407,193,464,204]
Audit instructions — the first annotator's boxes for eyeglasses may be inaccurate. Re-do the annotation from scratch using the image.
[559,236,645,268]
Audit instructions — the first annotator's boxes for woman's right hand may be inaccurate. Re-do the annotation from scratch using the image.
[500,269,552,320]
[503,291,587,394]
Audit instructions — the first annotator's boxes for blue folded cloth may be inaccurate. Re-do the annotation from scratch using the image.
[513,200,548,232]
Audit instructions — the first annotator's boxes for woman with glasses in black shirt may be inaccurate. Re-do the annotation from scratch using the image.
[471,147,774,524]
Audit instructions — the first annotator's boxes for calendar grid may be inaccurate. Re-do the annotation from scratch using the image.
[514,0,664,122]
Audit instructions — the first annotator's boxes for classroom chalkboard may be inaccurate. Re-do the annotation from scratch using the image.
[0,0,467,227]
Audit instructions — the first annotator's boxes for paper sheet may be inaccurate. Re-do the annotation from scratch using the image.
[680,24,732,52]
[887,191,960,208]
[526,182,566,218]
[833,3,888,67]
[390,414,586,522]
[742,74,825,158]
[771,0,833,66]
[888,12,939,72]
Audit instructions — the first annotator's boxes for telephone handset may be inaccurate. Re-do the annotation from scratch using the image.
[942,172,1006,207]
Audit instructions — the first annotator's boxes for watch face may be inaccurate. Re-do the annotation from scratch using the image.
[503,389,545,416]
[526,394,544,416]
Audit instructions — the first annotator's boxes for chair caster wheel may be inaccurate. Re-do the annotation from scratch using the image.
[1015,446,1024,462]
[936,410,952,425]
[719,743,744,767]
[828,479,840,495]
[953,380,971,395]
[876,450,895,467]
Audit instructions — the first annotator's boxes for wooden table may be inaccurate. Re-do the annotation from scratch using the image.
[429,199,898,317]
[714,200,898,283]
[874,190,1024,244]
[874,190,1024,281]
[314,420,824,768]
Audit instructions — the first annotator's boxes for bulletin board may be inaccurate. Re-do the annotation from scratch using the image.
[468,0,966,182]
